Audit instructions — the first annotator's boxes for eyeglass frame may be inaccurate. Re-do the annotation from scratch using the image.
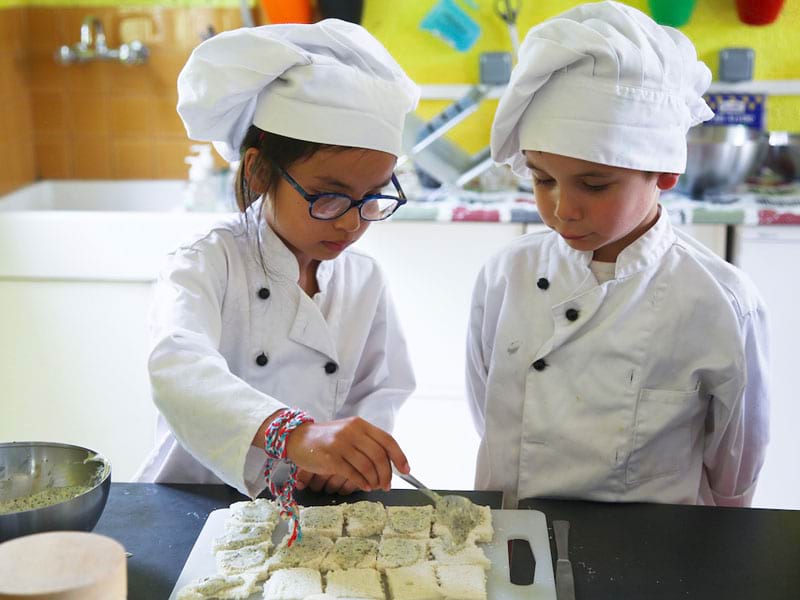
[270,159,407,222]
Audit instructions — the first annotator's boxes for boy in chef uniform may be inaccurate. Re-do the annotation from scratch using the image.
[135,20,419,499]
[468,1,769,508]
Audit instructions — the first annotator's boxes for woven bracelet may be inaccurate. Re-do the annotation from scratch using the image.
[264,408,314,546]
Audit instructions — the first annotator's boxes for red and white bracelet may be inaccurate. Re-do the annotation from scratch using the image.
[263,408,315,546]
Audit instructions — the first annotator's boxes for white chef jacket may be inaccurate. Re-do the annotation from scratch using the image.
[467,208,769,508]
[135,202,415,497]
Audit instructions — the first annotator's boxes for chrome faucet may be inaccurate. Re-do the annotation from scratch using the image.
[81,16,108,57]
[56,15,149,65]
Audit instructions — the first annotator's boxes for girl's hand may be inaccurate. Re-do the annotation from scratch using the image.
[296,470,359,495]
[285,416,408,491]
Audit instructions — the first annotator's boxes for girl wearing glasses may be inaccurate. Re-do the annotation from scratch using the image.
[135,20,419,502]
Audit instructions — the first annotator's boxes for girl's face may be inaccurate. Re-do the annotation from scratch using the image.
[524,151,679,262]
[251,148,397,266]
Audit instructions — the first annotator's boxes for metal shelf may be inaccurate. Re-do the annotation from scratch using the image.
[419,80,800,100]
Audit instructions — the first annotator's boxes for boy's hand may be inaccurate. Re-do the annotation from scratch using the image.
[285,416,408,491]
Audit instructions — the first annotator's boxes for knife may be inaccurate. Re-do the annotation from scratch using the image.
[553,519,576,600]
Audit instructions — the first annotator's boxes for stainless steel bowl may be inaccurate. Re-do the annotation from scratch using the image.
[678,125,767,199]
[0,441,111,542]
[761,132,800,182]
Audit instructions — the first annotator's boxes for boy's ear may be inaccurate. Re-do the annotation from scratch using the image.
[656,173,680,191]
[244,147,267,195]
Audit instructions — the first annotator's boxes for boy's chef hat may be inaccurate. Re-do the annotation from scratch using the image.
[177,19,419,163]
[491,1,714,177]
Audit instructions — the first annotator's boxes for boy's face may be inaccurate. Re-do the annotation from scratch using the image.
[524,151,678,262]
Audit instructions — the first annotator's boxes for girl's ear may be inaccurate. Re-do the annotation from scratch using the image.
[244,147,267,195]
[656,173,680,191]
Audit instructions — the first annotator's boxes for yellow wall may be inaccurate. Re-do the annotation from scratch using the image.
[363,0,800,153]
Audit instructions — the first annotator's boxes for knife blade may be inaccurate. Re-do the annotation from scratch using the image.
[553,519,576,600]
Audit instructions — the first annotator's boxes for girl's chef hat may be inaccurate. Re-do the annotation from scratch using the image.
[491,1,714,177]
[177,19,419,162]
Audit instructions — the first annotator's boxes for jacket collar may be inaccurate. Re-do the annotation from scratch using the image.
[554,204,675,281]
[613,206,675,279]
[252,201,301,283]
[251,199,337,360]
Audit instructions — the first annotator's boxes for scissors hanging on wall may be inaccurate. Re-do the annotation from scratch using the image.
[494,0,521,53]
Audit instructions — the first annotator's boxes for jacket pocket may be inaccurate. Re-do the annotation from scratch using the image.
[625,386,701,485]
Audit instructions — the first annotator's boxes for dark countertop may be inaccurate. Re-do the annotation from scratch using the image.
[93,484,800,599]
[520,497,800,600]
[93,483,502,599]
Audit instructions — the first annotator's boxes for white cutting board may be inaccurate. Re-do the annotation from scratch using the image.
[169,508,556,600]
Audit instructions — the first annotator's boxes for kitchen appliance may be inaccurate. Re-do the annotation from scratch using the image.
[170,507,557,599]
[678,125,767,199]
[0,441,111,542]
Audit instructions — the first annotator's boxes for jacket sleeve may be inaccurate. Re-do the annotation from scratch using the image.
[466,267,489,438]
[148,236,284,498]
[341,280,415,434]
[702,304,770,507]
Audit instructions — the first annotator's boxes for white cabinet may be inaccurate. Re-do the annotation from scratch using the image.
[734,226,800,510]
[1,279,159,480]
[356,222,525,489]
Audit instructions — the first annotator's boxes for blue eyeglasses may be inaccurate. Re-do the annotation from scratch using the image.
[271,160,407,222]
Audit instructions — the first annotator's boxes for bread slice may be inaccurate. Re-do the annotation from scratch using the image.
[428,538,490,569]
[324,567,385,599]
[228,499,280,528]
[213,522,272,552]
[299,505,345,539]
[176,572,259,599]
[385,563,443,600]
[435,565,487,600]
[268,532,334,572]
[383,505,434,539]
[320,536,379,571]
[344,501,387,537]
[432,504,492,546]
[262,567,323,600]
[376,537,429,570]
[215,541,271,579]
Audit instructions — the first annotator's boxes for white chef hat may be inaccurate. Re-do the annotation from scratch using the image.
[491,1,714,177]
[177,19,420,163]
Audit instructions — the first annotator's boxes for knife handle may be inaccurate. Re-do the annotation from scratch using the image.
[553,519,570,560]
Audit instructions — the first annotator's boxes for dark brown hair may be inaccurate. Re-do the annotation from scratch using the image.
[234,126,339,212]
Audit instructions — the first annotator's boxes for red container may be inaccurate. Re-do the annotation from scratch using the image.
[735,0,785,25]
[261,0,313,24]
